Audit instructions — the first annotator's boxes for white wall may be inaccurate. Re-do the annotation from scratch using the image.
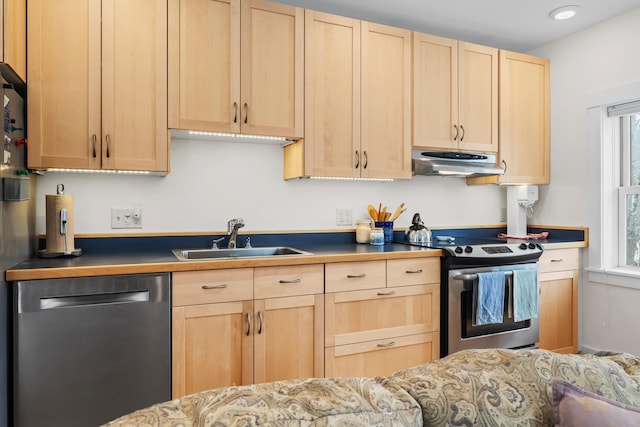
[34,138,506,234]
[532,6,640,355]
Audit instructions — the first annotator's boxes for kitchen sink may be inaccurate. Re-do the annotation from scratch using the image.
[172,246,312,261]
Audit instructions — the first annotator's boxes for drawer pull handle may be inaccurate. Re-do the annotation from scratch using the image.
[406,269,423,274]
[246,312,251,336]
[377,341,395,348]
[279,278,301,284]
[377,290,396,296]
[202,284,228,290]
[347,273,366,279]
[550,259,564,263]
[257,310,263,334]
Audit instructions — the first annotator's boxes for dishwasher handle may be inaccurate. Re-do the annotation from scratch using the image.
[39,290,150,310]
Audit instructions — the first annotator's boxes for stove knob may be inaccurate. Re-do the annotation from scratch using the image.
[528,242,536,249]
[519,243,528,250]
[455,246,463,254]
[464,246,473,253]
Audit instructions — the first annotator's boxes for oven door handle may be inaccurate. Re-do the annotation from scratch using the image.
[453,271,514,281]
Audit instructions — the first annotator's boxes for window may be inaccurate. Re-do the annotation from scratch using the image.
[611,102,640,268]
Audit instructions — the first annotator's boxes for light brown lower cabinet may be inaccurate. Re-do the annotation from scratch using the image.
[172,265,324,399]
[537,248,579,354]
[324,258,441,378]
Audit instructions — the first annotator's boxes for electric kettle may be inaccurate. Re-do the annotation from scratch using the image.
[405,213,432,244]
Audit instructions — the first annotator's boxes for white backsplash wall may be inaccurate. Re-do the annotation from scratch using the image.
[35,138,507,234]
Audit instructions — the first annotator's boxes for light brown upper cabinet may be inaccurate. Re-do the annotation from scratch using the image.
[27,0,168,172]
[284,11,411,179]
[168,0,304,139]
[1,0,26,81]
[468,50,550,185]
[413,33,498,153]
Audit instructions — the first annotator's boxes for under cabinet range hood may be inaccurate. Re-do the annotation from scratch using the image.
[411,150,505,177]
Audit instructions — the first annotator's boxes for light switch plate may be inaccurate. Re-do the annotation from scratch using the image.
[111,208,142,229]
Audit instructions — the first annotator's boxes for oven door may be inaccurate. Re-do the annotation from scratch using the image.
[444,262,540,356]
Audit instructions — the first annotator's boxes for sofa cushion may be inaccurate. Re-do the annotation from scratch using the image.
[104,376,422,427]
[389,348,640,427]
[552,378,640,427]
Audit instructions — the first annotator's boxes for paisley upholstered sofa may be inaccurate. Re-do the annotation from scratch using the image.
[104,348,640,426]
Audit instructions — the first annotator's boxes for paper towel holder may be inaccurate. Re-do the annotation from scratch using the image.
[38,184,82,258]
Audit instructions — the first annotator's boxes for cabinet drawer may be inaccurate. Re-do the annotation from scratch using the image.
[325,332,440,377]
[325,284,439,347]
[254,264,324,299]
[539,248,579,273]
[387,258,439,287]
[172,269,254,306]
[325,260,386,292]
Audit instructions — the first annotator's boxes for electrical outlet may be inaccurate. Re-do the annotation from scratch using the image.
[336,208,353,226]
[111,208,143,229]
[500,207,507,222]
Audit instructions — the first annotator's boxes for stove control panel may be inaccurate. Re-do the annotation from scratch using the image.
[444,243,543,259]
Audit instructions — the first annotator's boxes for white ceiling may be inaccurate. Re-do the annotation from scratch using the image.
[276,0,640,52]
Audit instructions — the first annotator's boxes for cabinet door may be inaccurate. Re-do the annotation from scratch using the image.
[412,33,458,151]
[168,0,240,133]
[361,22,412,179]
[27,0,102,170]
[537,270,579,354]
[241,0,303,138]
[325,332,439,378]
[102,0,168,172]
[254,294,324,383]
[498,50,550,184]
[172,301,253,398]
[304,11,360,178]
[457,41,498,153]
[2,0,26,81]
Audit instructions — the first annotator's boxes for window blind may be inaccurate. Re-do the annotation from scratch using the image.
[607,100,640,117]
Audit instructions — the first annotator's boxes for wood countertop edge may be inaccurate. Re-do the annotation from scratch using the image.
[6,249,443,281]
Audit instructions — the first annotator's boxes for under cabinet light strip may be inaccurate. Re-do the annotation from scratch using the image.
[308,176,394,182]
[43,168,158,175]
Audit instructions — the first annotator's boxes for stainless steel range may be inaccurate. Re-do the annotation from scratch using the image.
[405,237,544,357]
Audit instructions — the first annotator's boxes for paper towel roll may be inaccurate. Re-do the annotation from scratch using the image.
[45,194,76,254]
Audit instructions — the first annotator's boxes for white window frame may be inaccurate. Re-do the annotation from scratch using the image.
[586,81,640,286]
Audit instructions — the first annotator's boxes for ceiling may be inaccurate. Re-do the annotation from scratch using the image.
[275,0,640,52]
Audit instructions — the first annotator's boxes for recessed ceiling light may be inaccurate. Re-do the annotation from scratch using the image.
[549,5,580,20]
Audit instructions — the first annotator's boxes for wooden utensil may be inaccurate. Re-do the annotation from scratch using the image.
[367,204,378,221]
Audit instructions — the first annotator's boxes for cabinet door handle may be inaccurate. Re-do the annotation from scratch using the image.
[550,259,564,263]
[453,124,459,141]
[460,125,465,142]
[279,278,301,284]
[377,341,395,348]
[246,312,251,336]
[502,160,507,174]
[91,134,97,158]
[362,150,368,169]
[243,103,248,124]
[233,102,238,123]
[354,150,360,168]
[105,134,111,158]
[405,269,423,274]
[347,273,366,279]
[377,290,395,296]
[201,284,228,290]
[257,310,263,334]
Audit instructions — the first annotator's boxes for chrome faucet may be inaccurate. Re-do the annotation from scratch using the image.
[227,218,245,249]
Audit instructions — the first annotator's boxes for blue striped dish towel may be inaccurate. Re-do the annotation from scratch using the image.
[513,269,539,322]
[475,271,505,325]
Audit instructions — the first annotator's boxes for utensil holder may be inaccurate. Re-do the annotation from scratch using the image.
[374,221,394,243]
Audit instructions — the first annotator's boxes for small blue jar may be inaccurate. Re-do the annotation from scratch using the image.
[369,228,384,245]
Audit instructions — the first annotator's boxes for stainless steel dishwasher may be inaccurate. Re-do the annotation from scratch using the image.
[12,273,171,427]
